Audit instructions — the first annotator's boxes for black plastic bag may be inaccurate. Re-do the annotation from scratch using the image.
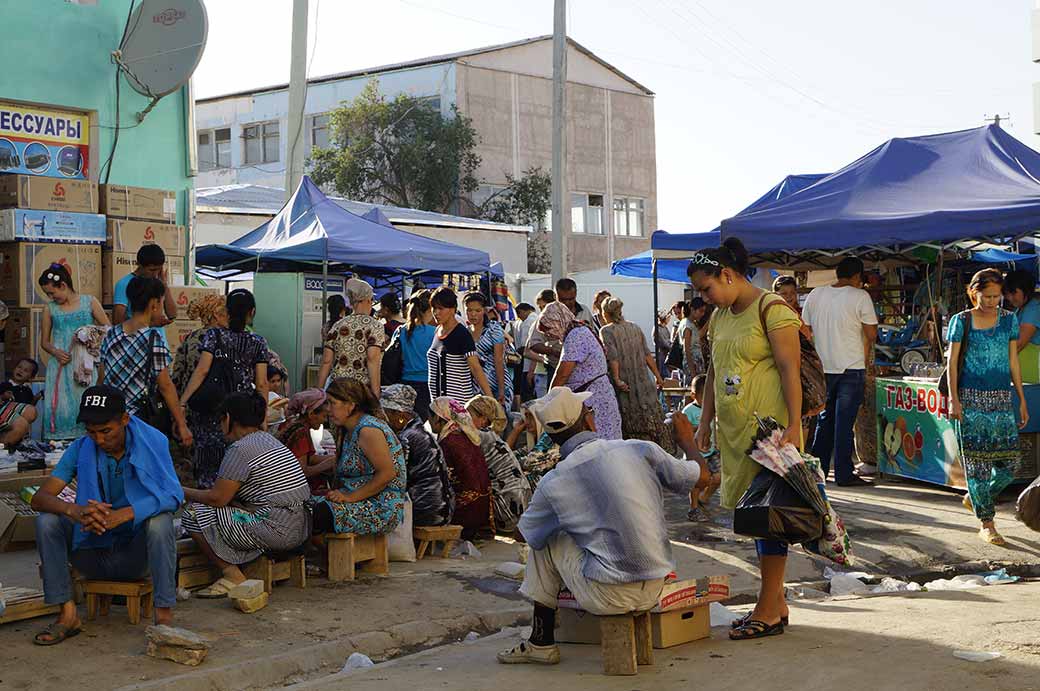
[734,468,824,544]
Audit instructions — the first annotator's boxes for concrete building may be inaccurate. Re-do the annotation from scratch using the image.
[195,184,530,275]
[195,36,655,271]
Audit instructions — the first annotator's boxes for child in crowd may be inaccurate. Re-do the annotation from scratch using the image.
[1,358,43,406]
[266,366,289,427]
[683,374,721,522]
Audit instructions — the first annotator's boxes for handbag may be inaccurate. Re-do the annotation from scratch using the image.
[665,334,685,370]
[137,330,173,435]
[733,468,824,544]
[504,341,522,367]
[938,310,970,397]
[758,294,827,418]
[187,329,237,414]
[381,325,404,386]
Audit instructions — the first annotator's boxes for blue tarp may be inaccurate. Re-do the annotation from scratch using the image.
[610,250,691,282]
[721,125,1040,253]
[970,248,1038,270]
[195,176,492,277]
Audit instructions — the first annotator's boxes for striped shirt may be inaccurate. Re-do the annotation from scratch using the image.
[519,431,699,585]
[427,323,478,401]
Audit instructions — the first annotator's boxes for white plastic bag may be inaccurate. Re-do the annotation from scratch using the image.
[387,499,416,562]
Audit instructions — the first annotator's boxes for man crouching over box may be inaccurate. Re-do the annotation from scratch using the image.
[497,386,709,665]
[29,385,184,645]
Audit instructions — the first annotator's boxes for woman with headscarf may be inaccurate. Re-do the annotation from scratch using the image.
[277,388,335,495]
[429,397,493,538]
[466,395,531,535]
[537,302,622,441]
[317,278,384,396]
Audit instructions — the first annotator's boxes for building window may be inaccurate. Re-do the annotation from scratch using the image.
[570,193,604,235]
[309,113,330,151]
[243,121,280,164]
[197,127,231,171]
[613,197,645,237]
[418,95,442,113]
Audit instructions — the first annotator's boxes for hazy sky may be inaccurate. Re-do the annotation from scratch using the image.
[193,0,1040,235]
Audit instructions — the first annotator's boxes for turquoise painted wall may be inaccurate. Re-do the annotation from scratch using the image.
[0,0,194,231]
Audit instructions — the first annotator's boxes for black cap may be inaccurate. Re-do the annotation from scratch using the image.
[77,385,127,425]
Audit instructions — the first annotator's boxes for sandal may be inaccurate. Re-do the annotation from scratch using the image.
[196,577,237,599]
[729,619,784,640]
[32,622,82,646]
[731,611,789,629]
[979,528,1007,547]
[962,494,972,511]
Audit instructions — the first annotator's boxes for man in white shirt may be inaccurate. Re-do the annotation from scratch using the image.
[515,302,537,401]
[801,257,878,487]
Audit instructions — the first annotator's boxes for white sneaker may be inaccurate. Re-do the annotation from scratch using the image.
[496,639,561,665]
[856,463,878,477]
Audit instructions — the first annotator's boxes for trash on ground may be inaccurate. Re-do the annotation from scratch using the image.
[451,540,482,558]
[829,573,870,595]
[787,585,830,600]
[494,562,525,580]
[824,567,872,581]
[952,650,1002,662]
[341,652,375,672]
[464,631,480,642]
[924,575,986,591]
[176,588,192,601]
[709,602,742,627]
[980,568,1020,585]
[870,577,922,593]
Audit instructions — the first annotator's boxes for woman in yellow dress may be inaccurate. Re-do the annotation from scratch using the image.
[688,238,803,641]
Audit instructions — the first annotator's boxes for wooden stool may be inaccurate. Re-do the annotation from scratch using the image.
[322,532,389,582]
[176,539,222,591]
[243,552,307,593]
[599,612,653,676]
[413,525,462,559]
[82,580,153,625]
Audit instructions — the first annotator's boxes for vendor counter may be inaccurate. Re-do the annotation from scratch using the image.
[874,377,1040,489]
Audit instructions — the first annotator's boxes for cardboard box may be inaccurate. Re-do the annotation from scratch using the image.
[557,575,730,614]
[0,175,98,213]
[2,308,47,371]
[164,320,203,348]
[0,242,102,307]
[100,184,177,223]
[555,604,711,649]
[106,219,185,255]
[0,491,37,551]
[0,208,107,244]
[0,469,52,495]
[170,285,219,312]
[101,251,185,304]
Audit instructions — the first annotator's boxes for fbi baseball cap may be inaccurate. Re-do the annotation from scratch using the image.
[77,385,127,425]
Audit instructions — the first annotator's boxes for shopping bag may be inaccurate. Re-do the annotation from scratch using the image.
[802,482,854,566]
[733,468,824,544]
[387,498,417,562]
[1016,475,1040,532]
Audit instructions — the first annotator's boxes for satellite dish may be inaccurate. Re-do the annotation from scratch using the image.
[118,0,208,98]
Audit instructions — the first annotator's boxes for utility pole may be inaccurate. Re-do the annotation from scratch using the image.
[550,0,569,284]
[285,0,309,195]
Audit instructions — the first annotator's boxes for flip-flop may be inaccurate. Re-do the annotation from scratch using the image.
[731,611,789,629]
[729,619,784,641]
[196,577,236,599]
[32,622,82,646]
[979,528,1007,547]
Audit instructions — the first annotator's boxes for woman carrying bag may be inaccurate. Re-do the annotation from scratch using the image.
[947,269,1028,546]
[687,238,803,641]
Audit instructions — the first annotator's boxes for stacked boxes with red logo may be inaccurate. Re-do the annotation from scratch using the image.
[0,174,105,373]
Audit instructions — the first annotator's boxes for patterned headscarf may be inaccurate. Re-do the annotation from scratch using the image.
[431,396,481,446]
[186,294,226,327]
[286,388,327,419]
[536,301,577,341]
[466,395,507,435]
[381,384,417,413]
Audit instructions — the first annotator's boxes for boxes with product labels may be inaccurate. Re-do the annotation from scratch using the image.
[0,175,98,214]
[0,491,38,552]
[0,208,107,244]
[170,286,219,312]
[102,251,185,304]
[2,308,47,372]
[100,184,177,223]
[0,242,102,307]
[164,320,202,348]
[106,219,185,255]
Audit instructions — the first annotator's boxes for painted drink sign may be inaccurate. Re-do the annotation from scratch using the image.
[875,378,966,489]
[0,101,89,179]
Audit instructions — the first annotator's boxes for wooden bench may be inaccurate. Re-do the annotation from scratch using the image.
[243,552,307,594]
[599,612,653,676]
[0,587,59,625]
[321,532,388,582]
[414,525,463,559]
[82,580,153,625]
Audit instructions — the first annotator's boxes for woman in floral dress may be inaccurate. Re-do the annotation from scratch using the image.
[313,378,407,535]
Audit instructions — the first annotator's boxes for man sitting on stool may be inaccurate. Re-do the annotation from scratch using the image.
[30,385,184,645]
[498,386,708,665]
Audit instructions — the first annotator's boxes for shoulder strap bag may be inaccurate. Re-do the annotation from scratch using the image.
[758,293,827,418]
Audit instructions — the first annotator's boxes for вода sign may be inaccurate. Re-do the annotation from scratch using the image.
[0,102,89,179]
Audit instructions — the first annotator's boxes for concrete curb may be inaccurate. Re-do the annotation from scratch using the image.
[114,607,531,691]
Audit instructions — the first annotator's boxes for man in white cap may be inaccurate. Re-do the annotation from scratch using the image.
[497,387,708,665]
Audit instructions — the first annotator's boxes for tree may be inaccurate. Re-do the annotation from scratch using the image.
[476,167,552,273]
[310,80,481,213]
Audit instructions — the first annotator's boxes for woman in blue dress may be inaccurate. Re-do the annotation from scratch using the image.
[948,269,1028,546]
[313,378,407,535]
[465,292,512,409]
[38,264,109,440]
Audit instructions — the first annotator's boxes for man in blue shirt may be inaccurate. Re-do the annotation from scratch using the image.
[29,386,183,645]
[498,387,708,666]
[111,244,178,347]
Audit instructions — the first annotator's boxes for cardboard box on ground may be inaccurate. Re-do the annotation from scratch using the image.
[99,184,177,224]
[102,251,185,305]
[0,175,98,214]
[0,242,101,308]
[0,491,37,552]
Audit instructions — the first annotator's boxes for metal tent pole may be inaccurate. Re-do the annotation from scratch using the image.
[652,258,660,366]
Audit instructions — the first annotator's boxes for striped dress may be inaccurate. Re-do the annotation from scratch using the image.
[182,431,311,564]
[428,322,478,401]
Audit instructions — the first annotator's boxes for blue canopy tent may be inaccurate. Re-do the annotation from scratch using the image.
[720,125,1040,266]
[968,248,1038,271]
[611,250,696,283]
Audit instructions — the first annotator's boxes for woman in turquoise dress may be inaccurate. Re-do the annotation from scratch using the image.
[313,378,407,535]
[38,264,109,440]
[948,269,1027,546]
